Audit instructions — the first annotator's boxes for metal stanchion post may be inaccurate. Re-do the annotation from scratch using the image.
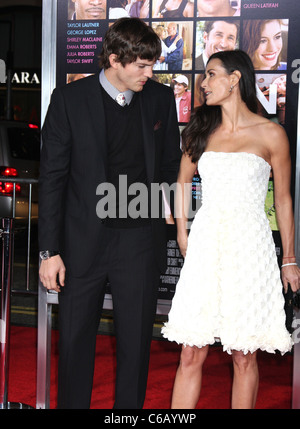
[292,306,300,409]
[0,217,33,409]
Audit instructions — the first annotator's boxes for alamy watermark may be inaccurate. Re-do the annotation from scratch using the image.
[292,59,300,85]
[292,317,300,344]
[95,177,196,223]
[0,59,40,84]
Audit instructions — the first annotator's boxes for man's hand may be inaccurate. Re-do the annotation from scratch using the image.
[39,255,66,293]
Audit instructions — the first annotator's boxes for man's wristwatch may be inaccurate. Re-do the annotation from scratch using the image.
[39,250,60,260]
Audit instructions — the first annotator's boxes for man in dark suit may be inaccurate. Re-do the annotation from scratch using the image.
[195,20,239,70]
[39,18,181,409]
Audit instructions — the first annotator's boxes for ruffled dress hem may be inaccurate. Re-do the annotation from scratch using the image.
[161,323,293,356]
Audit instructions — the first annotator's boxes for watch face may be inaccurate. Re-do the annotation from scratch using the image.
[40,251,59,259]
[40,251,49,260]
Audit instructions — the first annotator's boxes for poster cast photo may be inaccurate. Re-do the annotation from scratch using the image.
[66,0,288,126]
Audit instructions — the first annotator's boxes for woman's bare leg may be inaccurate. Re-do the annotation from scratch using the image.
[171,345,209,409]
[231,350,259,409]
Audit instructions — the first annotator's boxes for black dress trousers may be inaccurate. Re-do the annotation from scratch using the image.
[57,224,160,409]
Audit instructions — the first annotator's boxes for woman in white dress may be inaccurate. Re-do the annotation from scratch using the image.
[162,49,300,409]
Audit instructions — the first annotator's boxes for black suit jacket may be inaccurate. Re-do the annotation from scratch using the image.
[39,73,181,277]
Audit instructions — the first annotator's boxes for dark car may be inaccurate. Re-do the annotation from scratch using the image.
[0,121,39,228]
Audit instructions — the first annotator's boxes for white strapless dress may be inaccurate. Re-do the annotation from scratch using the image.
[162,152,293,355]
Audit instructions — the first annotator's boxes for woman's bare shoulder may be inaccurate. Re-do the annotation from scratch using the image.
[256,119,289,161]
[251,116,287,140]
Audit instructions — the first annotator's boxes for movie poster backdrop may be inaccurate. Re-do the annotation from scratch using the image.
[55,0,300,308]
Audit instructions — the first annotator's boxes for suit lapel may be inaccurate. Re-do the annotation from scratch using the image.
[87,75,108,178]
[139,88,155,184]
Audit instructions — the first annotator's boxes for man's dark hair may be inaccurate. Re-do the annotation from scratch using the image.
[204,19,240,37]
[99,18,162,69]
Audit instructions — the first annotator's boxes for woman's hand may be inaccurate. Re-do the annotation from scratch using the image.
[281,264,300,293]
[177,231,188,258]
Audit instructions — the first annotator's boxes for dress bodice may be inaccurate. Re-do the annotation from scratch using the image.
[198,152,271,212]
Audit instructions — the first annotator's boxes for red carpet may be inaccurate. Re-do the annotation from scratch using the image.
[7,325,293,409]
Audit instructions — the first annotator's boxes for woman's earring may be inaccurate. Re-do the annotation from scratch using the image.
[229,85,234,93]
